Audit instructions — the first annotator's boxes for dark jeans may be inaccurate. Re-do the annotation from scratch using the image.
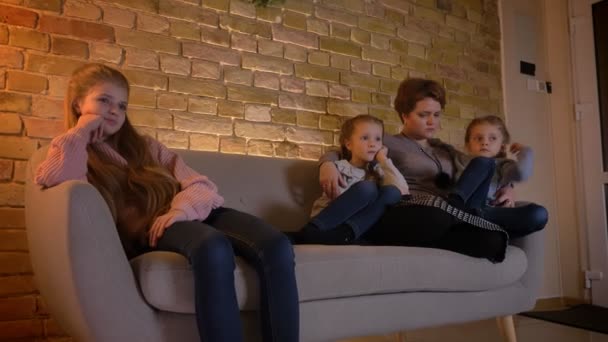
[483,203,548,238]
[364,205,507,261]
[156,207,299,342]
[311,181,402,238]
[364,202,548,262]
[451,156,496,210]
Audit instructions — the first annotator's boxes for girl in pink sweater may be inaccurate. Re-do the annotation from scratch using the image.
[35,63,299,342]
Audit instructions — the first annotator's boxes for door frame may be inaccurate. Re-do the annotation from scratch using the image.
[569,0,608,307]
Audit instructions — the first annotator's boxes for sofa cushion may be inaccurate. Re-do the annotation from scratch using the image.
[131,244,527,314]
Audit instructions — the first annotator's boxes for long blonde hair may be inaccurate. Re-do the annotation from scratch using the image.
[66,63,179,251]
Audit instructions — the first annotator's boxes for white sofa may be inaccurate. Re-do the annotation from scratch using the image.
[25,147,544,341]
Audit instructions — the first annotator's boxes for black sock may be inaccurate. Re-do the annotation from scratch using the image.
[296,223,355,245]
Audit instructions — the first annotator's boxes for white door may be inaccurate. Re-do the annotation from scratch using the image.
[570,0,608,307]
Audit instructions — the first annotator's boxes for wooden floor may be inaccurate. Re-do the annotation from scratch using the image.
[339,316,608,342]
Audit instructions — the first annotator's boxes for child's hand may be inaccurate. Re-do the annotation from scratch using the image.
[509,143,525,154]
[75,114,105,144]
[148,210,187,248]
[492,186,516,207]
[376,146,388,163]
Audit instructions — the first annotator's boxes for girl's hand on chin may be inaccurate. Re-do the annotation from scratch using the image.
[375,146,388,163]
[76,113,105,144]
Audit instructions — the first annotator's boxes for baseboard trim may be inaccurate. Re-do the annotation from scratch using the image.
[532,297,589,311]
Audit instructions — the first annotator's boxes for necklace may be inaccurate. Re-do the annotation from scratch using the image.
[400,133,452,189]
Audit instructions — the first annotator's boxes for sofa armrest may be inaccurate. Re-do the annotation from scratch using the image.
[25,170,163,341]
[508,200,546,309]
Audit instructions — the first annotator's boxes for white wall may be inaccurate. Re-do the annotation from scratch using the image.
[500,0,584,299]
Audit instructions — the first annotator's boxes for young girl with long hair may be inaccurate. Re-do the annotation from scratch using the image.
[35,63,299,342]
[292,114,408,244]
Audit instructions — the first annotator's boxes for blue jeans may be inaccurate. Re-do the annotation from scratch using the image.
[312,181,401,238]
[452,156,496,210]
[483,203,548,239]
[156,207,299,342]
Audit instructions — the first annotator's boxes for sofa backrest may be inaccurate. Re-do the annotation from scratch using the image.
[176,149,321,231]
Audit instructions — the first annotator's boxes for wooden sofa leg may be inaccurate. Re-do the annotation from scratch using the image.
[496,315,517,342]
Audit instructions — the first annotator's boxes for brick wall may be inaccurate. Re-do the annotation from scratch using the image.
[0,0,502,340]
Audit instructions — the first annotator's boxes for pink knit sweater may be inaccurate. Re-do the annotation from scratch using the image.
[35,127,225,225]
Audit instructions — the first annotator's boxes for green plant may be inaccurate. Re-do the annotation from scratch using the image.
[250,0,284,7]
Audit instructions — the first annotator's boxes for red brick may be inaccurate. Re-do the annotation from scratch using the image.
[0,229,28,252]
[0,251,32,273]
[201,26,230,47]
[0,113,22,134]
[159,0,217,27]
[0,183,24,206]
[115,27,178,54]
[7,71,48,94]
[32,96,63,119]
[24,0,62,11]
[0,295,36,321]
[229,0,255,18]
[64,0,102,21]
[0,25,7,44]
[0,5,38,28]
[125,47,159,70]
[315,6,357,26]
[254,72,280,90]
[0,319,43,339]
[35,295,49,315]
[23,117,63,138]
[45,317,68,337]
[51,36,89,58]
[182,42,240,66]
[137,12,169,34]
[0,92,31,113]
[0,136,38,159]
[279,93,326,113]
[26,54,85,76]
[169,77,226,98]
[0,275,36,296]
[0,46,23,68]
[231,32,256,52]
[192,60,220,80]
[272,24,318,49]
[220,136,246,154]
[90,42,123,64]
[0,208,25,229]
[103,0,159,13]
[219,13,270,38]
[122,69,168,90]
[280,77,305,93]
[100,3,136,28]
[160,55,190,76]
[13,160,27,183]
[8,27,49,51]
[217,99,244,118]
[0,159,12,180]
[40,16,115,42]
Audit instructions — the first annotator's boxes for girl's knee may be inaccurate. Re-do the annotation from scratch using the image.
[351,180,378,199]
[470,156,496,171]
[379,185,402,204]
[259,233,295,267]
[529,204,549,231]
[191,233,234,270]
